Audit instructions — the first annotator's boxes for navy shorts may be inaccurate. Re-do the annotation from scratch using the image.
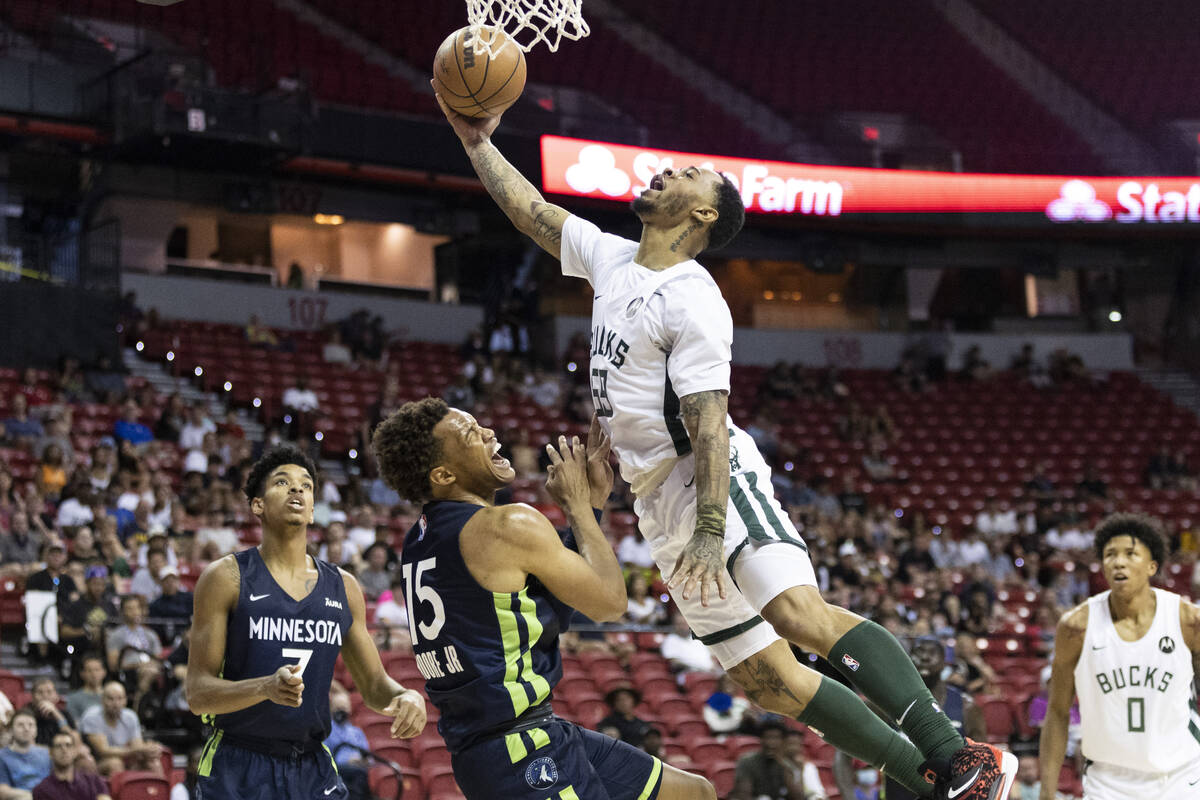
[195,732,348,800]
[452,717,663,800]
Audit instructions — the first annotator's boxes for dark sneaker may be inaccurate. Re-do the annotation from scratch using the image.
[936,739,1018,800]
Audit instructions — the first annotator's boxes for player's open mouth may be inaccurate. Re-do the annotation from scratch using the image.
[490,444,510,469]
[287,498,305,510]
[649,174,664,191]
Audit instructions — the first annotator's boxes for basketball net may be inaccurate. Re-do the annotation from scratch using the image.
[465,0,589,54]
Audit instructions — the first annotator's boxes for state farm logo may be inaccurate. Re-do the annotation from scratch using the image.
[565,144,631,197]
[1046,180,1111,222]
[1047,179,1200,223]
[560,144,844,216]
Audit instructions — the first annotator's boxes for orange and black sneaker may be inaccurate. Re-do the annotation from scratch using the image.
[927,738,1018,800]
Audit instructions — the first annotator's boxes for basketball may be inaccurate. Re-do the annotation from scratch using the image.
[432,26,527,118]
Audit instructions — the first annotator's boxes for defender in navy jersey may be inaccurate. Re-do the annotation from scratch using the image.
[372,399,716,799]
[185,446,426,800]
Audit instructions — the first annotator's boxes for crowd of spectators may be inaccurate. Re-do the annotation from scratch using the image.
[2,317,1198,799]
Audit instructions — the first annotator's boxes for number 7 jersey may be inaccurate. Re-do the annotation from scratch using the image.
[1073,588,1200,772]
[400,501,574,754]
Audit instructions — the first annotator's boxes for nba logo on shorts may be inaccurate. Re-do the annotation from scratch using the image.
[841,654,861,672]
[525,756,559,789]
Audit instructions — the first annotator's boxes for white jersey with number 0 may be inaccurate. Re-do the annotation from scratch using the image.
[1073,588,1200,773]
[561,215,737,494]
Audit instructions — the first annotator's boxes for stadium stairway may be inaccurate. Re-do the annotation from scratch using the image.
[1135,368,1200,419]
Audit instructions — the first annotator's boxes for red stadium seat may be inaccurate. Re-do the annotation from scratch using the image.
[110,771,170,800]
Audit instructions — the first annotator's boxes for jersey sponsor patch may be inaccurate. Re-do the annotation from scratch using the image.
[841,653,861,672]
[1159,635,1175,653]
[525,756,559,790]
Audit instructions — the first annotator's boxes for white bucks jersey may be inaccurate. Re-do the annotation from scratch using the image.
[561,215,735,494]
[1074,589,1200,772]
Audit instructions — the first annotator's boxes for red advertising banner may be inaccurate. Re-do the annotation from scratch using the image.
[540,135,1200,224]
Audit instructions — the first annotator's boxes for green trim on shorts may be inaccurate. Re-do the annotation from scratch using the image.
[197,730,223,778]
[557,786,580,800]
[725,537,751,590]
[506,732,528,764]
[527,727,551,751]
[637,757,663,800]
[743,473,806,549]
[323,743,339,775]
[695,615,766,646]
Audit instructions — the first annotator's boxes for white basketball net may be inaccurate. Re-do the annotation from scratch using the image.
[465,0,590,54]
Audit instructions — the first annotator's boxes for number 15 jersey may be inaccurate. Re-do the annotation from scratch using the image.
[400,501,574,754]
[561,215,736,496]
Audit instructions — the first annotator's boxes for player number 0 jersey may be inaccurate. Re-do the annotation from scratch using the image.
[561,215,736,494]
[1073,588,1200,773]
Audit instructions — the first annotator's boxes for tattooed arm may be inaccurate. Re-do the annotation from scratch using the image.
[432,87,568,259]
[667,389,730,606]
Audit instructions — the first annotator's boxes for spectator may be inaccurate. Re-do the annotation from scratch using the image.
[3,395,44,446]
[1145,445,1172,490]
[640,727,663,760]
[281,375,319,438]
[177,404,215,452]
[356,543,392,601]
[702,674,756,736]
[441,375,476,412]
[244,315,279,349]
[64,657,106,725]
[372,577,410,653]
[1023,463,1056,502]
[837,475,867,516]
[597,686,650,748]
[974,499,1018,537]
[1169,449,1196,491]
[325,689,370,800]
[0,709,51,797]
[1075,463,1107,500]
[321,330,353,366]
[153,395,187,444]
[1008,754,1041,800]
[128,551,168,604]
[168,747,201,800]
[112,402,152,447]
[959,345,991,381]
[783,730,829,799]
[623,573,667,626]
[147,567,192,647]
[860,443,895,483]
[105,596,163,709]
[1,512,45,578]
[34,419,73,467]
[25,542,72,605]
[730,719,808,800]
[317,523,359,569]
[616,531,655,570]
[33,447,67,504]
[21,681,76,749]
[32,731,110,800]
[82,357,125,403]
[660,611,718,675]
[1027,665,1080,758]
[77,682,162,777]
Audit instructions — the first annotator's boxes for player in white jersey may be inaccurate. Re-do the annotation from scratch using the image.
[1040,513,1200,800]
[434,89,1015,800]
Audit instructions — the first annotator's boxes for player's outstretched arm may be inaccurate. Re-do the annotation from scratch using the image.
[667,389,730,607]
[185,556,304,714]
[432,83,569,259]
[338,569,426,738]
[1038,603,1087,800]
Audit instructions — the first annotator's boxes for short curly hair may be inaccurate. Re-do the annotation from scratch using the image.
[1094,512,1166,566]
[243,445,318,502]
[372,398,450,503]
[703,173,745,253]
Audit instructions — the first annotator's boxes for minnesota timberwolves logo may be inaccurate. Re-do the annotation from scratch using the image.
[525,756,558,790]
[1158,636,1175,654]
[625,297,644,318]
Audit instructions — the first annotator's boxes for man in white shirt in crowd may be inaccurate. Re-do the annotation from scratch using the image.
[177,403,216,452]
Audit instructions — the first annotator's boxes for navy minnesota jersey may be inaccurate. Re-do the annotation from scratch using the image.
[400,501,575,754]
[213,548,352,746]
